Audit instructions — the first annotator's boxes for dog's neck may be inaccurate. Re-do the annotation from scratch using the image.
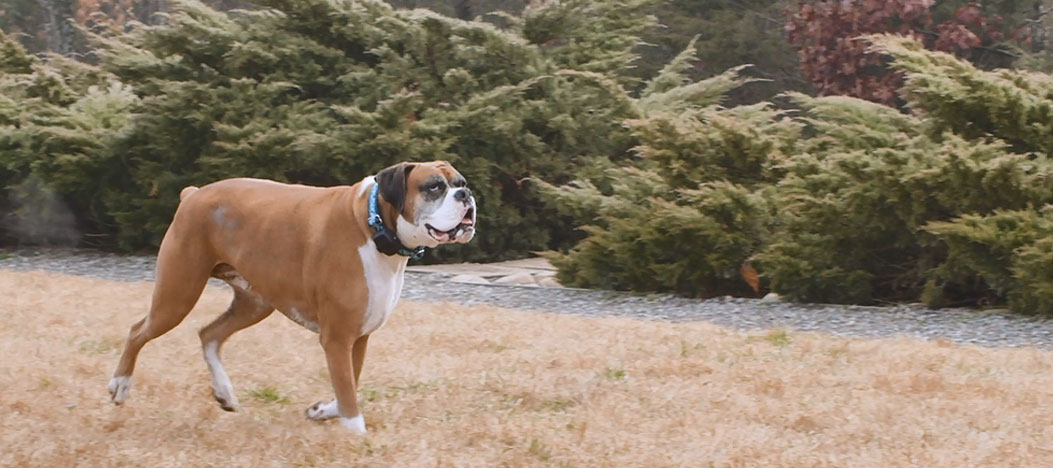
[367,183,425,260]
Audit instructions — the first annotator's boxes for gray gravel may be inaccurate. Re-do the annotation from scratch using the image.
[3,248,1051,349]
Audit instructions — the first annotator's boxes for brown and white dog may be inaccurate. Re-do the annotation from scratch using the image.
[108,161,476,434]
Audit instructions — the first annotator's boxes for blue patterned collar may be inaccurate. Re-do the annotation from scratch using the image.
[368,183,425,260]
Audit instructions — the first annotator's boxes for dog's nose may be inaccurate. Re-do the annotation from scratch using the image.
[454,188,472,203]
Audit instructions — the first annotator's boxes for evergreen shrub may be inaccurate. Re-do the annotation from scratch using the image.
[1,0,663,261]
[545,35,1053,313]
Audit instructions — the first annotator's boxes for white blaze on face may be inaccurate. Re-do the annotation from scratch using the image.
[449,188,476,244]
[397,214,439,248]
[397,184,476,248]
[427,187,469,232]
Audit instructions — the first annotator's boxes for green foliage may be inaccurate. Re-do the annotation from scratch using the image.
[760,83,1053,304]
[519,0,658,88]
[547,35,1053,313]
[925,208,1053,315]
[546,176,769,298]
[763,134,1052,304]
[628,102,800,187]
[2,0,659,260]
[542,65,784,297]
[760,36,1053,309]
[872,34,1053,154]
[4,0,1052,316]
[641,34,702,97]
[0,54,141,243]
[640,0,806,105]
[637,64,759,115]
[0,30,35,74]
[1,31,122,244]
[1012,231,1053,315]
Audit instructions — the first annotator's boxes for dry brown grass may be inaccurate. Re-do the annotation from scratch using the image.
[2,270,1052,467]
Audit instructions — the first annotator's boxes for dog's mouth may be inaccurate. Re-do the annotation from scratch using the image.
[426,208,475,243]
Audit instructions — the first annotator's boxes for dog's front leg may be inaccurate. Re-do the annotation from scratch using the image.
[309,331,366,434]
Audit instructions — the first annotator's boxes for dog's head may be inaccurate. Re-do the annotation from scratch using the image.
[375,161,477,248]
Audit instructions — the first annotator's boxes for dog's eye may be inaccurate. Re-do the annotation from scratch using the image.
[427,183,444,192]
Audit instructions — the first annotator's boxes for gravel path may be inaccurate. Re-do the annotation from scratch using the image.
[3,248,1051,349]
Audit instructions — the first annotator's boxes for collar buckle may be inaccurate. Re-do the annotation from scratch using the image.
[402,246,426,261]
[367,213,383,229]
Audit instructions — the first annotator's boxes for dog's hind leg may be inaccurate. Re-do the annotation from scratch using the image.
[109,239,212,405]
[198,278,274,412]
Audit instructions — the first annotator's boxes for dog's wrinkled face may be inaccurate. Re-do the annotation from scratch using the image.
[376,161,477,249]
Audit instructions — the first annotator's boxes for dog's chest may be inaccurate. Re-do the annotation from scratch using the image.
[358,241,407,335]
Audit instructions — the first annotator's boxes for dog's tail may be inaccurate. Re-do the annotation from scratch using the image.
[179,186,199,202]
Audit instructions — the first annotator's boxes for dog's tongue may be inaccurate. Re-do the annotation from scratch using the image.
[434,230,451,242]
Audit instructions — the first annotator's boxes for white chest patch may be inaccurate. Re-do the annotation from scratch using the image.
[358,240,407,335]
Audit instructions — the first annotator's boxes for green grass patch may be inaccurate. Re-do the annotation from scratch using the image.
[77,337,122,355]
[248,386,290,404]
[359,381,436,403]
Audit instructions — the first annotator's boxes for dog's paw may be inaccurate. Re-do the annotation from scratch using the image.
[305,399,339,421]
[340,415,367,434]
[108,376,131,404]
[212,386,239,412]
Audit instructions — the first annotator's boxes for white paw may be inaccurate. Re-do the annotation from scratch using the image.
[204,341,238,411]
[212,382,239,412]
[305,399,339,421]
[340,414,367,434]
[108,376,131,404]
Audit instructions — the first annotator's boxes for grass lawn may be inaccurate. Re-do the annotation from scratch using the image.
[2,270,1050,467]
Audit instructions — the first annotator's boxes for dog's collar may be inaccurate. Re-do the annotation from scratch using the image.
[368,183,426,260]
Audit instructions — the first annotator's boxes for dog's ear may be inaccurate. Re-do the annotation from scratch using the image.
[376,162,415,212]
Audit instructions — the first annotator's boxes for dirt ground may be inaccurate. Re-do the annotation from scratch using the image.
[2,270,1051,467]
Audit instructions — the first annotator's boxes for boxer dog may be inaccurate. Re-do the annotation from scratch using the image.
[108,161,476,434]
